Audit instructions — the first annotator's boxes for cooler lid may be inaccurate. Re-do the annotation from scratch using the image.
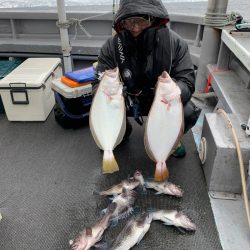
[51,78,92,99]
[0,58,61,88]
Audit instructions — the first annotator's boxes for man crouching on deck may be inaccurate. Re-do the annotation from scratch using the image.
[92,0,201,158]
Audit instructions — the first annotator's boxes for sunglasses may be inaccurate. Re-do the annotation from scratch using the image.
[121,16,153,30]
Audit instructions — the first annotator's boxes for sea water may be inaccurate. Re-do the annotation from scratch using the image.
[0,0,207,8]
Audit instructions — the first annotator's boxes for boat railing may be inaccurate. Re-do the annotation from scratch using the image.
[0,9,204,66]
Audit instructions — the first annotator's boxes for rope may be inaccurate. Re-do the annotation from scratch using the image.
[56,12,111,39]
[217,108,250,228]
[204,11,240,27]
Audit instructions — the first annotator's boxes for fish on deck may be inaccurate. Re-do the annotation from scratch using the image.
[95,178,140,196]
[70,203,117,250]
[110,212,153,250]
[150,209,196,232]
[145,180,184,197]
[102,188,137,224]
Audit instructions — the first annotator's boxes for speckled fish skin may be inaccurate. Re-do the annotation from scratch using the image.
[151,209,196,231]
[110,212,153,250]
[144,71,184,182]
[71,203,117,250]
[132,170,146,191]
[145,180,184,197]
[106,188,137,222]
[98,178,140,196]
[89,68,126,174]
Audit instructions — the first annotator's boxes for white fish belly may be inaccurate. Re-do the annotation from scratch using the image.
[114,228,143,250]
[90,90,125,150]
[146,98,182,161]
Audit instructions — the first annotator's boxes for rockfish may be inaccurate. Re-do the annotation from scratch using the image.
[102,188,137,224]
[70,202,116,250]
[151,209,196,232]
[110,212,152,250]
[132,170,146,191]
[89,68,126,174]
[145,180,183,197]
[144,71,184,181]
[95,178,140,196]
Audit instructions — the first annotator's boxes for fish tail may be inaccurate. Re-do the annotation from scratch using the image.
[154,162,169,182]
[103,150,119,174]
[161,162,169,181]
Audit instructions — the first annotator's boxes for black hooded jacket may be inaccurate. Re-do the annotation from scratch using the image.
[92,0,198,128]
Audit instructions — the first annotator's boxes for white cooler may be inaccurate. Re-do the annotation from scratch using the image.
[0,58,62,121]
[51,78,92,99]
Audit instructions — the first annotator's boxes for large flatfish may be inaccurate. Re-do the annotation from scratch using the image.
[144,71,184,182]
[89,68,126,174]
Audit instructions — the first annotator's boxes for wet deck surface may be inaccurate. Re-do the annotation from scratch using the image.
[0,113,221,249]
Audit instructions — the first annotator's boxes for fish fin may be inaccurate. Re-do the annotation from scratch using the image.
[176,226,186,234]
[89,107,103,150]
[101,208,107,215]
[114,106,126,147]
[102,150,119,174]
[162,217,173,225]
[169,103,184,158]
[154,162,164,182]
[109,218,119,228]
[144,125,157,162]
[155,191,162,195]
[161,162,169,181]
[136,230,148,245]
[94,240,109,250]
[154,162,169,182]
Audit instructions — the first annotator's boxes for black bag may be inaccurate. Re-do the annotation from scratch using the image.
[54,93,92,129]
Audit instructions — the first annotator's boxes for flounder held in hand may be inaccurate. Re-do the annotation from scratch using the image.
[144,71,184,182]
[89,68,126,174]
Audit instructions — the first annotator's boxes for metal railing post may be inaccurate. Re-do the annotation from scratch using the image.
[56,0,73,72]
[195,0,229,92]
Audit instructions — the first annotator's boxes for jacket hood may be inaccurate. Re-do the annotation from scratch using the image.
[113,0,169,32]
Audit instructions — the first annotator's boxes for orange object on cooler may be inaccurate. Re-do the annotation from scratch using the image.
[61,76,91,88]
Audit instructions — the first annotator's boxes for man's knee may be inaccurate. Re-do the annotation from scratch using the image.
[183,100,201,133]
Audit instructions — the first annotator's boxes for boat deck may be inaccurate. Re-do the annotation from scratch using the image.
[0,114,221,249]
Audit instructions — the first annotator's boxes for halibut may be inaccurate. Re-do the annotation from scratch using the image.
[144,71,184,182]
[89,68,126,174]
